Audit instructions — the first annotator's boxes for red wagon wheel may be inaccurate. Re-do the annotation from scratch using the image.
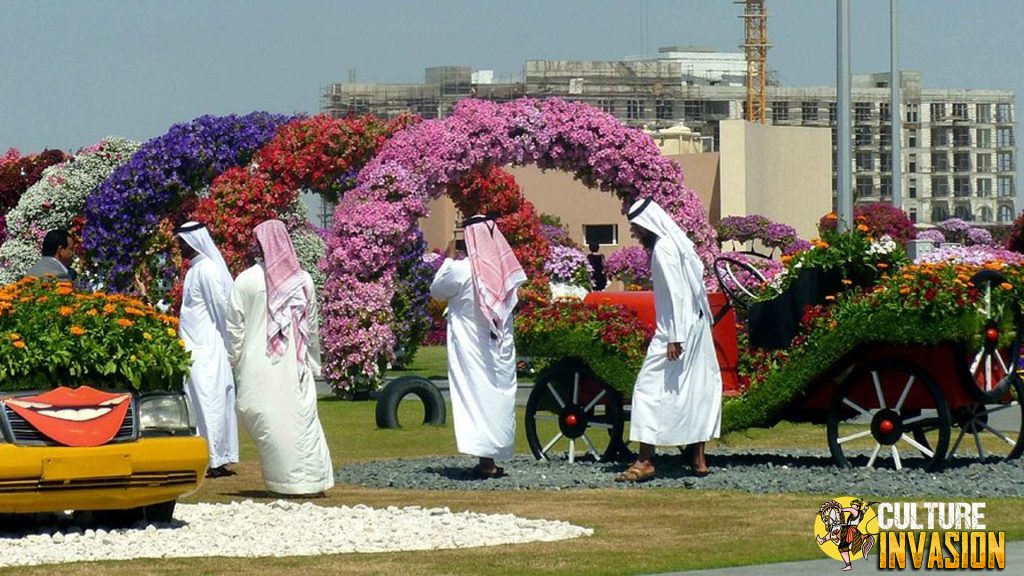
[965,270,1022,403]
[524,359,626,463]
[827,359,951,472]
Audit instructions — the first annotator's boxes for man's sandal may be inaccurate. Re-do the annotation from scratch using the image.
[614,465,655,483]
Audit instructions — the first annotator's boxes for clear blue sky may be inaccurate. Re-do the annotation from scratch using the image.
[1,0,1022,152]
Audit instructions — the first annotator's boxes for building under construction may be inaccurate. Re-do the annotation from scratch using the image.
[321,47,1016,226]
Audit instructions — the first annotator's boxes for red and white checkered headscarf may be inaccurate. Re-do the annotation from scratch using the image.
[464,216,527,340]
[254,219,311,378]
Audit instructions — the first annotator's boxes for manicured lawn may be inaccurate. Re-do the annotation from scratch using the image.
[7,401,1024,576]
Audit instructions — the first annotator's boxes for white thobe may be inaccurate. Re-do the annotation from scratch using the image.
[430,258,518,460]
[227,265,334,495]
[179,255,239,468]
[629,240,722,446]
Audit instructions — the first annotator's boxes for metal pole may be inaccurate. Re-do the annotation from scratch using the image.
[836,0,852,231]
[890,0,903,210]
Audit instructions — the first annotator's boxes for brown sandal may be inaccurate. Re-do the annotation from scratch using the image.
[614,465,655,483]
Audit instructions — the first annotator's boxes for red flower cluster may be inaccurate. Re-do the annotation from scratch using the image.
[196,114,417,273]
[817,202,916,244]
[516,299,653,366]
[448,165,549,277]
[0,149,68,213]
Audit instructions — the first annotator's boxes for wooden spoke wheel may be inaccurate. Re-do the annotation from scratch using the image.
[827,359,951,472]
[965,270,1023,403]
[712,255,767,312]
[525,360,625,463]
[946,375,1024,463]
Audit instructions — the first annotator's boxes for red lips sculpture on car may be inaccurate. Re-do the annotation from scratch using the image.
[5,386,132,447]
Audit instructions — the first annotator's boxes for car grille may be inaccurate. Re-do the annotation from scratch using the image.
[1,401,137,446]
[0,471,198,492]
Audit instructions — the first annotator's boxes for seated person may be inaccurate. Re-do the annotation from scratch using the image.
[23,229,76,281]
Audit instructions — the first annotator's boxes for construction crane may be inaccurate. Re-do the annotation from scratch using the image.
[737,0,770,124]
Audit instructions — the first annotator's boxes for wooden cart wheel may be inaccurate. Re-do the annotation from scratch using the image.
[965,270,1023,403]
[827,359,951,472]
[525,359,625,463]
[947,375,1024,463]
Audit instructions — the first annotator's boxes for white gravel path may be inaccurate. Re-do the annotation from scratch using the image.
[0,500,593,568]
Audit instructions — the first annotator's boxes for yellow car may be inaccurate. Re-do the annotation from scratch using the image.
[0,386,207,523]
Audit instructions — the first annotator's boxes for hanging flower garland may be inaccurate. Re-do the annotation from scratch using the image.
[322,97,716,391]
[0,138,140,284]
[83,112,292,292]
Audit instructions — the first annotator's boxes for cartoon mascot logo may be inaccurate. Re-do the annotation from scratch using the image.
[814,497,879,572]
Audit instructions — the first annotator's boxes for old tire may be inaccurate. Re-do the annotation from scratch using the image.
[375,376,447,429]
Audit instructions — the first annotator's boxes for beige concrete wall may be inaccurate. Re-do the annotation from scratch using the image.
[718,119,832,240]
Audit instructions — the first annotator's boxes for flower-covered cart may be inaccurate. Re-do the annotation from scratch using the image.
[516,253,1024,472]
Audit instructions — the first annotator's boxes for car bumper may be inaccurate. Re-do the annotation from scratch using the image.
[0,436,208,513]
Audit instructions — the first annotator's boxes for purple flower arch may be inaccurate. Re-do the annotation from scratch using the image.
[322,98,718,388]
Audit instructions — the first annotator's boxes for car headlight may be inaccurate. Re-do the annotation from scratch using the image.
[138,393,196,436]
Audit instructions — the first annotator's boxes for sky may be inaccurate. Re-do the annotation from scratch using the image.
[1,0,1023,152]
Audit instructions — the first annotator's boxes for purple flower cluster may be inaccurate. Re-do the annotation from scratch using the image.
[83,112,293,291]
[543,245,593,287]
[934,218,995,246]
[717,214,802,253]
[539,223,572,247]
[966,227,994,246]
[605,246,651,287]
[915,244,1024,266]
[916,229,945,243]
[322,97,717,388]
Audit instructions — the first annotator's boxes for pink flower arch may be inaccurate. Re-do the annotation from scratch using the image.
[322,98,718,388]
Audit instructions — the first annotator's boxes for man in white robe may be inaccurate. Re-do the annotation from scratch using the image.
[429,215,527,479]
[615,199,722,482]
[227,219,333,496]
[176,222,239,478]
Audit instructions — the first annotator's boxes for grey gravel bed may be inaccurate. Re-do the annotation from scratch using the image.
[335,449,1024,497]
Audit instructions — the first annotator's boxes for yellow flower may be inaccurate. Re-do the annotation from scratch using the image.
[58,306,74,317]
[166,328,177,337]
[70,325,86,336]
[143,332,152,340]
[8,333,21,341]
[130,355,137,362]
[178,339,186,348]
[86,309,98,316]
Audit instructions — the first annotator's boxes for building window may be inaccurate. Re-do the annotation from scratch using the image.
[953,177,971,197]
[953,127,971,146]
[977,153,992,173]
[583,224,618,246]
[829,103,837,123]
[932,177,949,197]
[953,152,970,173]
[952,102,968,120]
[932,204,949,222]
[930,102,946,121]
[655,99,673,120]
[931,152,949,171]
[856,176,874,197]
[880,102,891,122]
[999,205,1014,223]
[684,100,702,121]
[931,127,949,146]
[954,205,972,220]
[802,101,818,121]
[856,152,874,171]
[908,129,917,147]
[880,130,891,148]
[772,101,789,122]
[909,153,917,173]
[997,127,1015,147]
[906,103,919,123]
[626,100,641,120]
[855,102,872,123]
[909,178,918,198]
[977,128,992,148]
[880,154,891,173]
[598,99,615,115]
[979,206,993,222]
[909,208,918,223]
[977,178,992,197]
[977,103,991,123]
[855,126,872,146]
[880,176,892,197]
[999,176,1015,197]
[997,103,1013,123]
[998,151,1015,172]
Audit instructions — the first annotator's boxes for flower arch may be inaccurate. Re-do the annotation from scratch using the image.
[322,97,717,389]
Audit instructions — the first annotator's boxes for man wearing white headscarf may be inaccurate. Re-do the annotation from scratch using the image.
[227,219,333,496]
[429,215,527,479]
[176,221,239,478]
[615,199,722,483]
